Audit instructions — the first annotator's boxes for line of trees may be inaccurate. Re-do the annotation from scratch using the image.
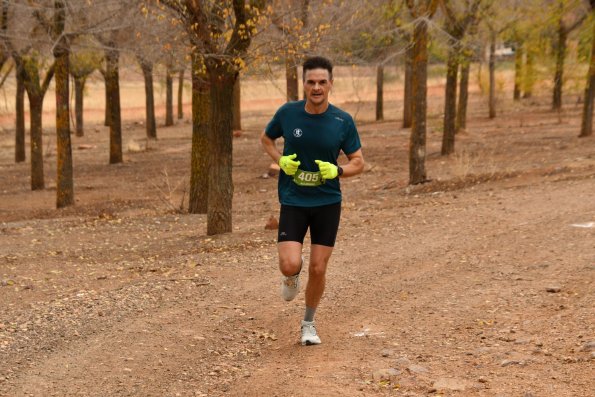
[339,0,593,185]
[0,0,593,235]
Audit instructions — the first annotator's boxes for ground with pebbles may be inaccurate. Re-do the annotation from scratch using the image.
[1,92,594,396]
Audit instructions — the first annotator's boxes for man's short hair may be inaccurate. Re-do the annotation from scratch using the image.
[303,56,333,81]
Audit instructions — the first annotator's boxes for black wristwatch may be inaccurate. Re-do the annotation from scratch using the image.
[337,166,344,177]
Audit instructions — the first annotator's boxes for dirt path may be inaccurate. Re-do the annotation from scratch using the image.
[1,96,594,396]
[230,175,595,396]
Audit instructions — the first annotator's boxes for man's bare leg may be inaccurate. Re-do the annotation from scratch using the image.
[278,241,303,276]
[278,241,303,302]
[299,243,333,345]
[305,244,334,311]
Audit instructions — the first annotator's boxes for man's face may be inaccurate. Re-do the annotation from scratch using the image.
[303,68,333,108]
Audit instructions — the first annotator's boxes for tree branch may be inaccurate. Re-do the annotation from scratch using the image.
[0,60,12,88]
[41,62,56,95]
[566,12,587,33]
[439,0,456,24]
[32,8,54,38]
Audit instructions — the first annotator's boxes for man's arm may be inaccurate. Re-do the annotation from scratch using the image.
[260,131,282,163]
[340,149,364,178]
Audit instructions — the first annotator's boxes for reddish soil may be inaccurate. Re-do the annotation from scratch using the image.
[0,80,594,396]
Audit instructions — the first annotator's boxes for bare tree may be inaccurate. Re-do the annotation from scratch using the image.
[456,53,471,131]
[52,0,74,208]
[267,0,355,104]
[486,27,498,117]
[165,63,174,126]
[177,68,184,119]
[522,43,535,99]
[440,0,482,155]
[0,0,12,89]
[15,64,25,162]
[104,42,122,163]
[456,13,481,133]
[70,50,101,137]
[2,0,25,163]
[272,0,311,101]
[331,0,405,123]
[159,0,267,234]
[18,55,54,190]
[232,75,241,130]
[132,6,187,138]
[386,3,414,127]
[483,3,518,119]
[505,0,527,101]
[579,0,595,137]
[552,0,587,110]
[94,3,137,164]
[513,41,523,100]
[403,42,413,128]
[406,0,438,185]
[138,54,157,138]
[376,64,384,120]
[98,67,110,126]
[162,49,190,129]
[188,53,209,215]
[30,0,115,206]
[2,1,56,190]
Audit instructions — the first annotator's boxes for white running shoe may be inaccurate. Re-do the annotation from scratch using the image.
[280,256,303,302]
[301,320,321,345]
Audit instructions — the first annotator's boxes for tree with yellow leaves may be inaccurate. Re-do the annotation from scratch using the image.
[157,0,267,235]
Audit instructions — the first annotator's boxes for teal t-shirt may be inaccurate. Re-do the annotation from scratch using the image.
[265,100,362,207]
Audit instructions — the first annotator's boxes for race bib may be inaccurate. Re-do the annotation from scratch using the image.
[292,169,324,187]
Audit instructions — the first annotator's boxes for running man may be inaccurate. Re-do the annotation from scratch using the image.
[260,56,364,345]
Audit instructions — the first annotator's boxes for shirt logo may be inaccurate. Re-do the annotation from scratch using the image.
[292,128,303,138]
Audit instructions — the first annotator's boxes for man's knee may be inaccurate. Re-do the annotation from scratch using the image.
[279,256,302,276]
[308,261,327,278]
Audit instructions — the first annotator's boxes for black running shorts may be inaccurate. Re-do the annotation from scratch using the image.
[277,202,342,247]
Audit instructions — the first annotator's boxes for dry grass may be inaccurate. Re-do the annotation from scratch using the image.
[151,167,187,214]
[451,147,503,180]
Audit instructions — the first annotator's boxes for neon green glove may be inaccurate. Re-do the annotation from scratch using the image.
[279,153,300,176]
[315,160,339,180]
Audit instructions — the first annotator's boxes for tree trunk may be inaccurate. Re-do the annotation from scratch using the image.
[456,60,470,133]
[105,47,122,164]
[21,56,54,191]
[206,62,234,235]
[442,48,458,155]
[15,65,26,163]
[285,57,299,102]
[489,33,496,119]
[177,68,184,119]
[232,75,241,130]
[523,48,535,99]
[141,62,157,139]
[477,56,484,94]
[101,70,111,127]
[189,54,209,214]
[513,43,523,100]
[74,76,86,137]
[54,27,74,208]
[376,64,384,121]
[403,45,413,128]
[165,66,174,126]
[409,18,429,185]
[553,22,567,110]
[580,14,595,137]
[29,96,45,190]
